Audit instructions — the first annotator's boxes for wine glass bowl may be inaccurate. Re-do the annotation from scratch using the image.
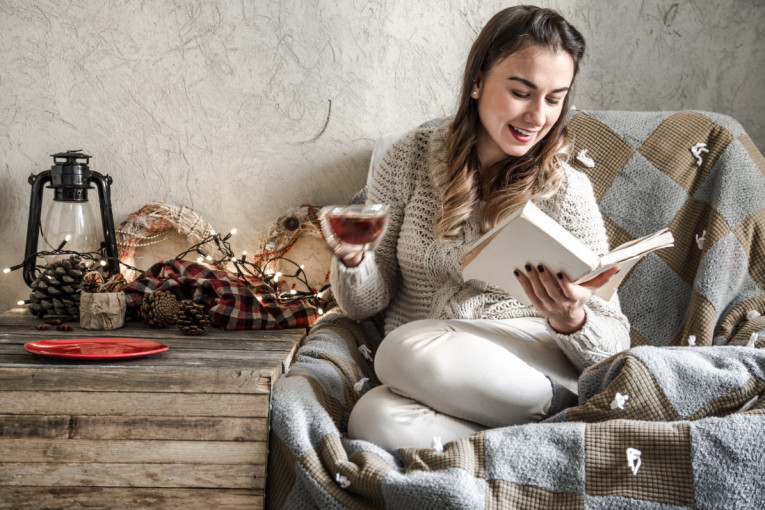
[319,204,389,253]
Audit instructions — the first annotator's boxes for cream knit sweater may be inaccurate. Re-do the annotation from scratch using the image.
[331,123,631,370]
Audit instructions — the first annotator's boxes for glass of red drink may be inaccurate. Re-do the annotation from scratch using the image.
[319,204,389,254]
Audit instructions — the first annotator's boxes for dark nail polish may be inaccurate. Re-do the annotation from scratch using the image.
[513,270,520,277]
[557,272,563,280]
[537,265,544,273]
[525,264,532,272]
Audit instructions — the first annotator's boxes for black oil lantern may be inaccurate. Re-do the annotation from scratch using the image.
[22,150,119,286]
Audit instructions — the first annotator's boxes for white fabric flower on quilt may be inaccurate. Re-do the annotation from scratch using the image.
[695,230,706,250]
[745,332,759,348]
[432,436,444,452]
[335,473,351,489]
[610,392,630,410]
[687,335,697,347]
[353,377,369,392]
[626,448,642,475]
[576,149,595,168]
[746,310,761,321]
[691,143,709,166]
[358,345,373,362]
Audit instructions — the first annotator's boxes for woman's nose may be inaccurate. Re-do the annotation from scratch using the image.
[524,101,545,126]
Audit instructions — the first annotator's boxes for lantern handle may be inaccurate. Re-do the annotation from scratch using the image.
[23,171,52,286]
[89,170,120,276]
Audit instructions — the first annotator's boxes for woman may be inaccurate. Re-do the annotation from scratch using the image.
[330,5,630,451]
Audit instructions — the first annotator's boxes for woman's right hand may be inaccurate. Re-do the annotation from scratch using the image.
[324,238,365,267]
[339,249,364,268]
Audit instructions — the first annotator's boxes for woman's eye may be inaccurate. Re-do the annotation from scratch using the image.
[511,91,529,99]
[546,98,561,105]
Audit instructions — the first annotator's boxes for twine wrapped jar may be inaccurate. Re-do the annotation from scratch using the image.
[80,292,126,330]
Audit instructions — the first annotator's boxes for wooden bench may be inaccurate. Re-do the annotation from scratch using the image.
[0,308,305,509]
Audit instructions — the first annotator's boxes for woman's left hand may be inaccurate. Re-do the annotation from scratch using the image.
[515,264,620,334]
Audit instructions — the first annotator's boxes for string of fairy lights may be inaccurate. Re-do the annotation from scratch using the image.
[3,230,330,314]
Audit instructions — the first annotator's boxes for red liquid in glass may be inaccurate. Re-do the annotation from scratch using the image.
[327,214,386,245]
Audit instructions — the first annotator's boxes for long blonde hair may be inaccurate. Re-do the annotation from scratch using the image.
[434,6,585,239]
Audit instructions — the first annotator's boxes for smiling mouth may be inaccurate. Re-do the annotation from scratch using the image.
[510,125,536,136]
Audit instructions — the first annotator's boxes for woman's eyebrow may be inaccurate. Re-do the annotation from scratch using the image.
[509,76,570,94]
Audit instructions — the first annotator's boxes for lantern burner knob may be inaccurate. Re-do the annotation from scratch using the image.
[51,150,91,165]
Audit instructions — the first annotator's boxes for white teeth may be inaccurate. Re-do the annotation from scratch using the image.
[511,125,533,136]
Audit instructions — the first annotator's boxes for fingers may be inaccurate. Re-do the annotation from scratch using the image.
[515,264,569,308]
[578,265,620,289]
[335,242,365,268]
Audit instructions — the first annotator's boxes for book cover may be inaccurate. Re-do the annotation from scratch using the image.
[461,201,674,306]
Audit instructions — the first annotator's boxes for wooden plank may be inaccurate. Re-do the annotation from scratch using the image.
[0,308,306,343]
[0,366,274,393]
[0,330,304,352]
[0,438,266,464]
[0,414,268,441]
[0,487,263,510]
[0,344,294,361]
[0,462,265,489]
[0,414,70,438]
[0,391,269,417]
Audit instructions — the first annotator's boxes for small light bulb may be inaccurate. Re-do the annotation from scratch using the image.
[210,229,216,235]
[99,260,107,266]
[300,265,305,270]
[206,255,212,261]
[197,256,204,263]
[256,296,262,302]
[17,300,25,306]
[242,250,247,256]
[65,234,72,241]
[2,268,10,274]
[230,228,238,235]
[318,308,324,315]
[290,289,297,295]
[230,256,236,261]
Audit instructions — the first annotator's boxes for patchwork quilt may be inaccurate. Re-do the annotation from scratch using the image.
[266,111,765,509]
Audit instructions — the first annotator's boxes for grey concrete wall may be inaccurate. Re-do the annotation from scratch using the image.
[1,0,763,313]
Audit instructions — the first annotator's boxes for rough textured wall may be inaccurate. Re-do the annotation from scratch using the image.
[1,0,763,312]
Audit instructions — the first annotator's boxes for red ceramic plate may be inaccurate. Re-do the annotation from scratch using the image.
[24,338,169,360]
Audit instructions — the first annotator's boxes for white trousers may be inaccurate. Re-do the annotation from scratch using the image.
[347,318,579,451]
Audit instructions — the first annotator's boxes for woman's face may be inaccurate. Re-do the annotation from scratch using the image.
[472,45,575,167]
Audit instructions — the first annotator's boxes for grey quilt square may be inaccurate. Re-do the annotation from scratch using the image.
[619,253,691,347]
[584,495,690,510]
[690,415,765,510]
[484,422,586,493]
[693,138,765,229]
[600,152,688,239]
[382,468,486,510]
[694,232,750,314]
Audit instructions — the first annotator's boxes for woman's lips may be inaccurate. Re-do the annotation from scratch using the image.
[508,124,536,142]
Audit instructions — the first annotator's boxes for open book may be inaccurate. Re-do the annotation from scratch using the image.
[462,201,674,306]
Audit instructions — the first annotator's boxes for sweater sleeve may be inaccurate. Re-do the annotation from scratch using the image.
[538,167,632,371]
[329,133,417,320]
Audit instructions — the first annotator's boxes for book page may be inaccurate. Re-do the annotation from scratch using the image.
[599,228,674,267]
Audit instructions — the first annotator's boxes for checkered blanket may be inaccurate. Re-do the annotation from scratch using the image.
[123,259,320,330]
[266,111,765,508]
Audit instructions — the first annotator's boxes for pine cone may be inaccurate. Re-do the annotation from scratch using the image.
[28,255,86,319]
[177,301,210,336]
[82,271,105,293]
[139,290,180,327]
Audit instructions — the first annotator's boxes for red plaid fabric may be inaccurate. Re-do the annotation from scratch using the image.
[123,259,320,330]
